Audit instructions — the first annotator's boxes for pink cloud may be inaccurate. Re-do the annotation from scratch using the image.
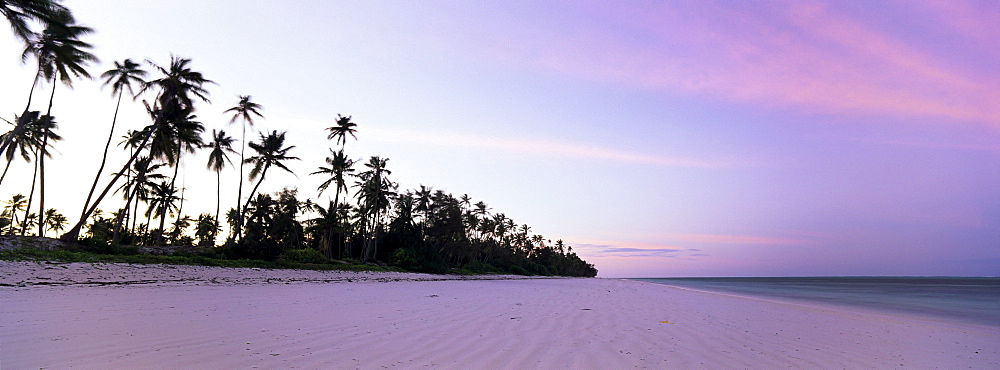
[466,1,999,126]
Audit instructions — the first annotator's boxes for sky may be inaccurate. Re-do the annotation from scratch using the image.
[1,0,997,277]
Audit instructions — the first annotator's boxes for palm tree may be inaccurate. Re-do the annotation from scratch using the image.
[0,111,58,185]
[111,155,164,241]
[223,95,263,241]
[326,114,357,151]
[305,200,339,259]
[239,130,298,238]
[80,59,146,220]
[1,0,70,117]
[194,213,218,246]
[0,0,69,45]
[144,180,178,242]
[62,56,212,242]
[355,156,394,262]
[15,114,59,237]
[20,9,96,236]
[310,149,355,258]
[205,129,235,239]
[147,111,204,245]
[414,184,433,231]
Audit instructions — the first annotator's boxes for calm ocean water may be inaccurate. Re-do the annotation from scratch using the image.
[633,277,1000,327]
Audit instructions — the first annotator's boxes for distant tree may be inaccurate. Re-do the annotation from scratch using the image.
[3,194,27,235]
[194,213,218,246]
[43,208,65,233]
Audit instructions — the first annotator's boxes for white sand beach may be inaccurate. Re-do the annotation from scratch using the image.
[2,261,997,368]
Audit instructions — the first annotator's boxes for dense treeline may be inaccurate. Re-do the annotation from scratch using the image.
[0,0,596,277]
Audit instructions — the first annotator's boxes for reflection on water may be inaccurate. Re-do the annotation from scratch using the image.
[634,277,1000,327]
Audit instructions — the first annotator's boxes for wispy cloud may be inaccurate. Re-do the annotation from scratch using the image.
[573,243,703,258]
[367,126,743,168]
[570,238,707,259]
[658,232,815,246]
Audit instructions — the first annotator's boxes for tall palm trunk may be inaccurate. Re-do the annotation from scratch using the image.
[235,123,246,241]
[240,171,267,225]
[112,174,142,243]
[157,153,181,245]
[331,190,341,259]
[21,150,39,236]
[173,165,186,241]
[37,76,56,237]
[173,185,186,244]
[214,170,221,241]
[81,89,124,221]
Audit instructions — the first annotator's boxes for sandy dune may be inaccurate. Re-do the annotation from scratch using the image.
[1,262,997,368]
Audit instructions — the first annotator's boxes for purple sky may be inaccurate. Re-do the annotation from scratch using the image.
[1,0,997,277]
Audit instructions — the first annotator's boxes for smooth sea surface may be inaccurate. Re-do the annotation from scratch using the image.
[634,277,1000,327]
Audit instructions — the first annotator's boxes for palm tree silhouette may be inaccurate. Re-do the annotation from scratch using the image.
[3,194,27,235]
[310,149,355,257]
[145,180,179,240]
[223,95,263,241]
[43,208,65,233]
[0,0,69,46]
[13,114,60,237]
[20,9,96,236]
[112,156,165,243]
[239,130,299,238]
[147,112,204,245]
[326,114,358,151]
[0,111,58,185]
[80,59,146,220]
[205,129,236,240]
[62,56,212,242]
[355,156,394,262]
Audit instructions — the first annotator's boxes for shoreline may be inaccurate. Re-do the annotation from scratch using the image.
[2,262,998,368]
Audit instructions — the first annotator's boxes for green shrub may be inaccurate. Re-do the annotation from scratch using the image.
[281,248,326,264]
[464,260,498,274]
[510,265,530,276]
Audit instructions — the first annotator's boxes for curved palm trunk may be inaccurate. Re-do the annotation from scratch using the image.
[240,170,268,226]
[0,159,13,184]
[81,89,124,221]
